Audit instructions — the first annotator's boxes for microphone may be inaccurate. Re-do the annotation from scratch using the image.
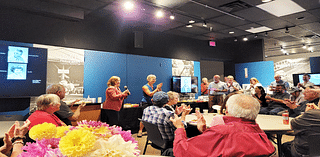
[124,86,130,95]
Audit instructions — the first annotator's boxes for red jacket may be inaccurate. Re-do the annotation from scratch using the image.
[27,110,64,130]
[173,116,275,157]
[102,86,127,111]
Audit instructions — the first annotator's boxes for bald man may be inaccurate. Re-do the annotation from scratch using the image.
[269,74,290,91]
[170,94,275,157]
[207,75,227,112]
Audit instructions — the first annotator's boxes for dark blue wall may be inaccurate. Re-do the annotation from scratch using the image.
[84,50,127,102]
[310,57,320,73]
[235,61,274,87]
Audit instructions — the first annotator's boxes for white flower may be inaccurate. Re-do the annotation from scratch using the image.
[85,135,140,157]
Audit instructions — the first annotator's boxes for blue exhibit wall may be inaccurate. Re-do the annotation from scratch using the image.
[84,50,127,102]
[310,56,320,73]
[84,52,201,103]
[194,61,201,97]
[126,55,172,103]
[235,61,274,87]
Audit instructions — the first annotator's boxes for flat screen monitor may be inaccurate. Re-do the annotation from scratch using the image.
[292,73,320,86]
[172,76,198,93]
[0,45,47,98]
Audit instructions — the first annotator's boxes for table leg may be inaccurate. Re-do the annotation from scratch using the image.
[277,134,283,157]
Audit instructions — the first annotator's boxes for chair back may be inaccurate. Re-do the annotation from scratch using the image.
[308,134,320,157]
[142,120,167,149]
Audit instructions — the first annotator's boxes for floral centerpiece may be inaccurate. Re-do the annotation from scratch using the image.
[19,120,140,157]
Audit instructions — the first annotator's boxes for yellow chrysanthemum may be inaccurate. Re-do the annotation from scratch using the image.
[79,125,113,139]
[59,128,97,157]
[55,126,71,138]
[29,122,57,140]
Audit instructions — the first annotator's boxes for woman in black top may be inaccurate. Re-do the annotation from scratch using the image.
[253,86,268,107]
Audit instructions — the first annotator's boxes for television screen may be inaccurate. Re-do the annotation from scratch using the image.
[172,76,198,93]
[0,45,47,98]
[293,73,320,86]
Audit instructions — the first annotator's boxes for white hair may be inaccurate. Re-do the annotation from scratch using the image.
[226,94,260,120]
[147,74,156,81]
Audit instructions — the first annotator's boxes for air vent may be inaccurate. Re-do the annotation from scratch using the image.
[219,0,253,12]
[304,35,320,39]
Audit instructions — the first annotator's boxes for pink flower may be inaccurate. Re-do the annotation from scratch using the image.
[19,138,65,157]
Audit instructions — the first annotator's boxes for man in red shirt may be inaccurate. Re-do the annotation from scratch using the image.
[170,94,275,157]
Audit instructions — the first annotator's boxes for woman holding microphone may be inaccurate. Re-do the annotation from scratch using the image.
[102,76,130,126]
[138,74,162,137]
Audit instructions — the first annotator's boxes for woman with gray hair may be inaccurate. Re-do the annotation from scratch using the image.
[27,94,66,130]
[138,74,163,137]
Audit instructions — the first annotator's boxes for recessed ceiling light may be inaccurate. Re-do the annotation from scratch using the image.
[186,25,193,28]
[243,37,248,41]
[229,31,234,34]
[257,0,306,17]
[189,20,195,24]
[245,26,272,33]
[170,15,175,20]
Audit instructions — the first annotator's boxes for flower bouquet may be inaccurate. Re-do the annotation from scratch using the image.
[18,120,140,157]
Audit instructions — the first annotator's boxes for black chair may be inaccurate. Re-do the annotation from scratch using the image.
[308,134,320,157]
[142,120,168,155]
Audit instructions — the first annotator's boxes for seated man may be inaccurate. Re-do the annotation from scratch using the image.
[142,91,190,148]
[284,86,319,117]
[269,74,290,91]
[282,103,320,157]
[170,94,275,157]
[46,84,86,125]
[260,84,290,115]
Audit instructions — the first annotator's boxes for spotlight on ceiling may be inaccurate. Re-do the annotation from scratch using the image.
[169,14,175,20]
[285,52,289,55]
[308,47,313,52]
[302,44,307,49]
[123,1,134,11]
[203,21,207,27]
[189,20,195,24]
[155,10,164,18]
[243,37,248,41]
[280,45,284,51]
[234,38,238,42]
[285,27,289,33]
[254,34,258,38]
[186,25,193,28]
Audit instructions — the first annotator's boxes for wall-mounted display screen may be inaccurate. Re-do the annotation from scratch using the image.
[171,76,198,93]
[293,73,320,86]
[0,45,47,98]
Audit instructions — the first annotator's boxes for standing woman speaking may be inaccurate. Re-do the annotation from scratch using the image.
[137,74,162,137]
[101,76,130,126]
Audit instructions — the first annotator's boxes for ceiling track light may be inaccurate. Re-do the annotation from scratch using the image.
[203,21,207,27]
[302,44,307,49]
[285,27,289,33]
[243,36,248,41]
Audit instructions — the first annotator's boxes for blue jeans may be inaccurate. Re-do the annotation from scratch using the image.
[259,107,286,115]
